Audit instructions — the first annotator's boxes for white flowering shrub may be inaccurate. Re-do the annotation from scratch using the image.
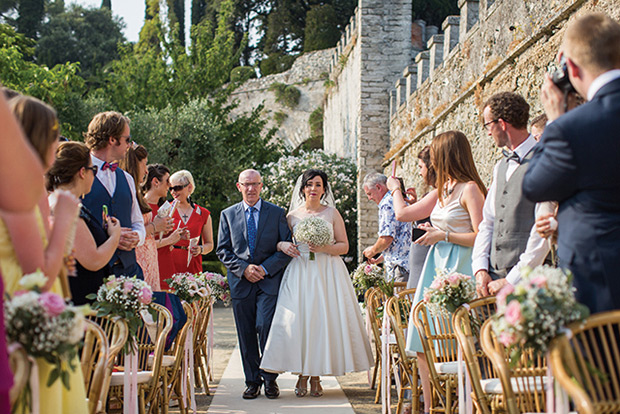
[259,150,357,267]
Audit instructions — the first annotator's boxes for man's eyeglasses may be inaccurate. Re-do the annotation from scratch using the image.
[239,182,262,188]
[483,119,499,130]
[170,183,189,192]
[84,165,98,175]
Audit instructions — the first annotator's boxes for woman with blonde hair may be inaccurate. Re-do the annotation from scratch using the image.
[387,130,486,414]
[166,170,213,284]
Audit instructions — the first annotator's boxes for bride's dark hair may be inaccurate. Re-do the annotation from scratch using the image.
[300,169,329,200]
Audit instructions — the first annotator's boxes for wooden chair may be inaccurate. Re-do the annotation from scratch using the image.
[81,319,109,414]
[393,281,408,295]
[192,297,213,394]
[480,319,548,414]
[549,310,620,414]
[87,314,129,411]
[365,286,389,404]
[452,297,500,414]
[108,303,173,414]
[385,288,420,414]
[412,300,459,414]
[8,344,30,410]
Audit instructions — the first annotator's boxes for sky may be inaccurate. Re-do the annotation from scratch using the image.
[70,0,146,43]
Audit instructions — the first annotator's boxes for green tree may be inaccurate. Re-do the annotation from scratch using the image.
[101,0,111,9]
[35,4,126,79]
[413,0,459,27]
[166,0,185,47]
[303,4,339,52]
[16,0,45,39]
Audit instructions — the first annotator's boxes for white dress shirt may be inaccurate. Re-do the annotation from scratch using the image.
[472,135,550,285]
[90,154,146,246]
[587,69,620,101]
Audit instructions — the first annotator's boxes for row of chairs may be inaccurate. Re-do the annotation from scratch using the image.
[8,297,215,414]
[367,285,620,414]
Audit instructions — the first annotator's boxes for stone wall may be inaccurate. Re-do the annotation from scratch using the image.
[387,0,620,197]
[228,48,333,149]
[324,0,415,257]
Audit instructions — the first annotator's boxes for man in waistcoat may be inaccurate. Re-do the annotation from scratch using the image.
[82,111,146,279]
[473,92,550,296]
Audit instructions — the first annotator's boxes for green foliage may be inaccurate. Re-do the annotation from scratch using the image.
[16,0,45,39]
[259,52,296,76]
[269,82,300,109]
[413,0,459,27]
[273,110,287,126]
[101,0,111,9]
[230,65,256,84]
[304,4,340,52]
[35,5,125,79]
[308,106,323,138]
[166,0,185,47]
[259,150,357,267]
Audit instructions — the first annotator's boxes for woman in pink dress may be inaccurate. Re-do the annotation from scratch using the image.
[168,170,213,275]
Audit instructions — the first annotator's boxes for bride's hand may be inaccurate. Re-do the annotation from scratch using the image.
[278,241,300,258]
[308,243,326,254]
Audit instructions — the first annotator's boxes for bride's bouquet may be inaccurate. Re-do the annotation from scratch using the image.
[5,271,88,389]
[293,216,332,260]
[423,269,476,316]
[165,272,209,304]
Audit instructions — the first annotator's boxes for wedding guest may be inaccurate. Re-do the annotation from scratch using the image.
[388,131,486,414]
[142,164,187,290]
[530,114,547,141]
[260,169,373,397]
[523,13,620,313]
[82,111,146,279]
[46,141,122,305]
[362,172,412,282]
[389,146,437,290]
[169,170,213,278]
[0,95,87,413]
[473,92,550,296]
[120,145,173,290]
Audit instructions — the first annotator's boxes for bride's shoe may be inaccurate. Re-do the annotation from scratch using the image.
[309,377,323,397]
[295,375,308,397]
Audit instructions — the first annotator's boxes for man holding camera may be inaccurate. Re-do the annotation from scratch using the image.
[523,13,620,313]
[473,92,550,296]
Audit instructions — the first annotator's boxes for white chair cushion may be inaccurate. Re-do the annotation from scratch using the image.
[433,361,464,374]
[480,376,548,395]
[148,354,175,368]
[380,333,396,344]
[110,370,153,386]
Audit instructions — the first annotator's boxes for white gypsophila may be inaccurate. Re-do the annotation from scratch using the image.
[294,217,332,246]
[19,270,47,290]
[68,312,85,344]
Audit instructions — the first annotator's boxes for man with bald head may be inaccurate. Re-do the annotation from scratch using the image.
[217,169,292,399]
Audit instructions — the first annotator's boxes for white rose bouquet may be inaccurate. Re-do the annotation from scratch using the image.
[293,216,332,260]
[491,266,588,363]
[5,271,88,389]
[165,273,209,304]
[87,275,153,353]
[200,272,231,306]
[423,269,476,316]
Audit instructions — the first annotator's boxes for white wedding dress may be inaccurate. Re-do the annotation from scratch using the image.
[260,206,373,376]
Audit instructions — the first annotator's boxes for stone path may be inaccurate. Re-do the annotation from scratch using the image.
[207,345,356,414]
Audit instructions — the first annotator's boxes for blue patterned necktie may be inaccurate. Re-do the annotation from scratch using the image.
[247,206,257,257]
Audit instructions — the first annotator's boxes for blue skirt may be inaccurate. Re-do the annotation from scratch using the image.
[405,241,473,353]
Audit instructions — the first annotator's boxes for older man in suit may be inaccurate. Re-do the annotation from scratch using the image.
[217,169,292,399]
[523,13,620,313]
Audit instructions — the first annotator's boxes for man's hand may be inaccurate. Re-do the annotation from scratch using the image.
[475,270,492,297]
[540,74,566,122]
[362,246,376,260]
[118,228,139,251]
[488,278,509,295]
[243,264,265,283]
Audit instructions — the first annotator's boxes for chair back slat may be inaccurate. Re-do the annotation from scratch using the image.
[8,345,30,408]
[81,319,109,414]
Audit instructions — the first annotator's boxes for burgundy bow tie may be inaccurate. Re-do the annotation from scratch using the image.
[101,161,118,172]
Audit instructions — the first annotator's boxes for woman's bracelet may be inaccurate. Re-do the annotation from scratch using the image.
[390,188,400,197]
[445,230,450,242]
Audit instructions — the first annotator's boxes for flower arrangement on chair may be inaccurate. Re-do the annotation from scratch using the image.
[350,263,385,296]
[423,269,476,316]
[5,271,88,390]
[199,272,231,306]
[165,273,209,304]
[491,265,589,362]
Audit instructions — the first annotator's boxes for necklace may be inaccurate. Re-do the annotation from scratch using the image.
[443,181,455,199]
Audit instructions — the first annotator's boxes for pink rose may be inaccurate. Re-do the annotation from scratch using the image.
[187,275,195,282]
[530,276,547,288]
[430,278,442,290]
[423,292,431,302]
[504,300,523,325]
[496,284,514,307]
[138,287,152,305]
[39,292,66,316]
[499,331,517,347]
[13,290,27,297]
[364,265,372,275]
[448,273,461,286]
[123,281,134,294]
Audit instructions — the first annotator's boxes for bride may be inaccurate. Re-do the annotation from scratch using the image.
[260,169,373,397]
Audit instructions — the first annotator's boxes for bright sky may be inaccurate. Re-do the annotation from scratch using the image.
[70,0,145,42]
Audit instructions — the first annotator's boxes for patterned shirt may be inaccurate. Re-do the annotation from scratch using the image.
[378,192,412,279]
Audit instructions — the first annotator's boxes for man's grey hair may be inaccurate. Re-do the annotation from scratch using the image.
[363,172,387,188]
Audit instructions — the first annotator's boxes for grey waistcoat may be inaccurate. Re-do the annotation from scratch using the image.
[489,150,536,278]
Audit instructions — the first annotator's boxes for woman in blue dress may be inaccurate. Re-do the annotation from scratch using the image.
[387,130,486,414]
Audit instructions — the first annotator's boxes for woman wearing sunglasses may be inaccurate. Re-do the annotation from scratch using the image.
[168,170,213,276]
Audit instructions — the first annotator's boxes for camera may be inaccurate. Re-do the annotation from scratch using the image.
[550,56,576,94]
